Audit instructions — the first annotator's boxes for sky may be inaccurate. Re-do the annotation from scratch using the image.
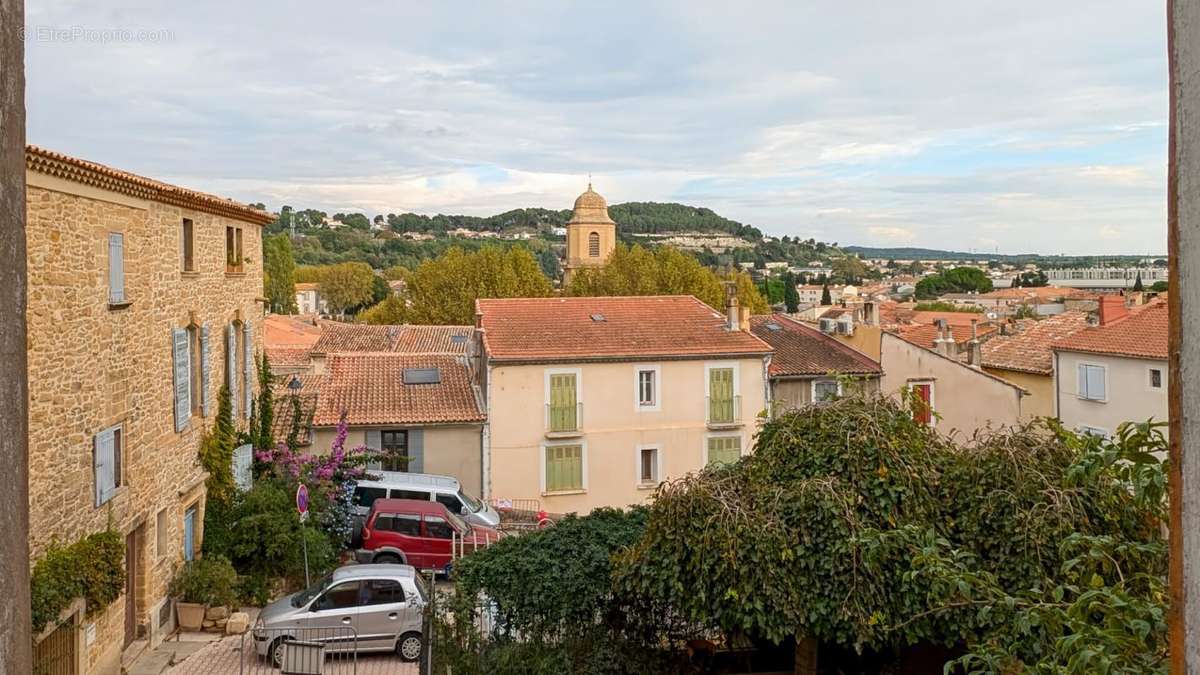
[24,1,1167,255]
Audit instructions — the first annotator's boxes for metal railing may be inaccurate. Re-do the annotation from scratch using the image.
[241,625,358,674]
[706,394,741,426]
[545,402,583,434]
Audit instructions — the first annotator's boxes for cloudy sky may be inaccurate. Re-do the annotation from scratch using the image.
[25,1,1166,254]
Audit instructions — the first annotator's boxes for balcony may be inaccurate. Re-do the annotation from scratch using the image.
[545,402,583,438]
[707,394,742,429]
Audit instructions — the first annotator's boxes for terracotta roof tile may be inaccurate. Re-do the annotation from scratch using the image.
[750,314,880,377]
[311,323,472,355]
[311,354,484,427]
[891,322,998,350]
[980,311,1091,374]
[476,296,772,363]
[265,314,322,349]
[26,145,273,225]
[267,347,315,368]
[1053,302,1168,360]
[270,373,326,446]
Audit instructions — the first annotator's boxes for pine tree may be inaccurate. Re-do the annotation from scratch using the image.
[1133,272,1144,292]
[254,352,275,450]
[783,272,800,313]
[820,283,832,306]
[201,385,237,502]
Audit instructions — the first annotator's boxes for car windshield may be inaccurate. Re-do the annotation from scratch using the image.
[458,490,484,513]
[291,574,333,608]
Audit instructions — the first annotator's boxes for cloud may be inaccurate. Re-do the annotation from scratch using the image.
[23,0,1167,254]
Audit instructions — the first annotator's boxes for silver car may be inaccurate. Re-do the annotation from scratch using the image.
[253,564,427,665]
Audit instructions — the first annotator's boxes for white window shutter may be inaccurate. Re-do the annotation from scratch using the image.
[94,430,114,505]
[1077,364,1088,398]
[172,328,190,432]
[1088,366,1106,401]
[243,322,253,420]
[108,233,125,303]
[200,324,211,417]
[226,324,238,418]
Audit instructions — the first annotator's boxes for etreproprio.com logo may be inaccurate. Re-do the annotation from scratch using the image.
[22,25,175,43]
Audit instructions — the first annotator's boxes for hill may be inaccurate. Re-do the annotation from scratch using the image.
[844,246,1162,267]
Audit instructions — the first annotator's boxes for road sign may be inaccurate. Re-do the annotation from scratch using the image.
[296,484,309,516]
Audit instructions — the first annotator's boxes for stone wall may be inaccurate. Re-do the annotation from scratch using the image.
[25,170,264,673]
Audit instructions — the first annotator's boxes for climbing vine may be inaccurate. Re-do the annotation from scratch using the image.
[30,530,124,633]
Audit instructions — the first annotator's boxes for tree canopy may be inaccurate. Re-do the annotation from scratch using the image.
[398,246,554,325]
[262,233,298,314]
[319,262,377,314]
[915,267,994,299]
[564,244,768,314]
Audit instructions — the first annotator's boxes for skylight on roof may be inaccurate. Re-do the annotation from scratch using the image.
[765,322,783,331]
[590,314,606,322]
[402,367,441,384]
[450,334,468,344]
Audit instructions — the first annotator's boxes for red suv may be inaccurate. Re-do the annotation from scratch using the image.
[356,498,501,573]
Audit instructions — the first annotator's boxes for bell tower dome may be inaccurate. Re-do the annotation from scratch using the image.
[563,182,616,283]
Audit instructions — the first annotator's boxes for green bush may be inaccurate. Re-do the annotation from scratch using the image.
[170,555,239,607]
[30,531,124,633]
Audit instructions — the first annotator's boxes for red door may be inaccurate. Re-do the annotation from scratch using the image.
[422,515,456,569]
[912,384,933,426]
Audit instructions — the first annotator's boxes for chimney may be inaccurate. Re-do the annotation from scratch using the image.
[1098,294,1129,326]
[967,319,982,368]
[863,301,879,327]
[723,281,740,331]
[934,319,956,358]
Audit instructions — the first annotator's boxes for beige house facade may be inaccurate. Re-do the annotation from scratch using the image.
[25,146,270,673]
[477,295,771,514]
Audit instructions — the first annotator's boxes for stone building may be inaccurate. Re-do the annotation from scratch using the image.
[24,146,271,673]
[562,184,616,283]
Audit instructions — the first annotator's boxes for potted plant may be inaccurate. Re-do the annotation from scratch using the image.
[170,555,239,631]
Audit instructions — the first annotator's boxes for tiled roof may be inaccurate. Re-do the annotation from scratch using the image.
[909,310,990,327]
[26,145,273,225]
[980,311,1091,374]
[311,354,484,427]
[311,323,472,355]
[978,286,1092,301]
[1053,302,1168,360]
[270,373,326,446]
[750,314,880,377]
[267,347,315,368]
[265,314,322,348]
[476,296,772,363]
[891,322,998,350]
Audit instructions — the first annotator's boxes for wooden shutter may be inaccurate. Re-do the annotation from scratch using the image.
[707,436,740,466]
[200,324,211,417]
[1086,365,1106,401]
[226,324,238,419]
[172,328,190,432]
[108,233,125,303]
[243,322,253,419]
[709,368,734,422]
[545,445,582,491]
[549,374,577,432]
[408,429,424,473]
[94,429,115,505]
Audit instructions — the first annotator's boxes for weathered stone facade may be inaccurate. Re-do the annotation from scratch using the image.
[24,150,269,674]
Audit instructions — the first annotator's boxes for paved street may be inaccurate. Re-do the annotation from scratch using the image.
[162,634,418,675]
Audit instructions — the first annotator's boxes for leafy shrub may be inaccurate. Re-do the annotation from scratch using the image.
[170,555,239,607]
[30,531,124,632]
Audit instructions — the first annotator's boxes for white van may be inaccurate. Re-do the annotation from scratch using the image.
[352,472,500,529]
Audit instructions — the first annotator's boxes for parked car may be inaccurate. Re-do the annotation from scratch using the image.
[253,564,427,665]
[356,498,501,573]
[351,471,500,528]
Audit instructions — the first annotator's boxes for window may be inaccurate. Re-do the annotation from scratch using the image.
[1149,368,1163,389]
[354,487,387,509]
[636,366,658,410]
[547,372,579,432]
[436,493,464,514]
[1078,425,1109,439]
[911,382,934,426]
[424,515,455,540]
[155,509,169,559]
[707,366,736,424]
[380,430,409,471]
[225,226,243,273]
[316,582,361,611]
[362,579,406,606]
[188,325,202,416]
[588,231,600,257]
[375,513,422,536]
[403,368,441,384]
[183,505,197,562]
[638,446,659,485]
[93,425,122,506]
[706,436,741,466]
[544,444,584,492]
[1077,364,1107,401]
[391,489,430,501]
[181,218,195,272]
[108,232,126,304]
[813,380,840,403]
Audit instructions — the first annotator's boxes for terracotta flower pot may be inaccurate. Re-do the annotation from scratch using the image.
[176,601,206,632]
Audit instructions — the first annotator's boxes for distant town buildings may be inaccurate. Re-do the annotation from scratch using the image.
[1045,266,1167,290]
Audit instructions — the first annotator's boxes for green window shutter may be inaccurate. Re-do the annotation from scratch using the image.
[549,373,578,432]
[546,445,582,491]
[708,368,734,423]
[707,436,740,466]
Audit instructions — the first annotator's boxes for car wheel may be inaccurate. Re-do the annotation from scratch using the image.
[397,632,422,662]
[269,637,290,668]
[374,552,402,564]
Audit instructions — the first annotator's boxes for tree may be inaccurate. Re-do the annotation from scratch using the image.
[358,295,407,325]
[1133,272,1144,292]
[565,244,768,314]
[832,255,867,284]
[915,267,994,299]
[783,272,800,313]
[538,247,561,280]
[403,246,554,325]
[250,353,274,451]
[200,385,237,503]
[820,282,832,306]
[1151,280,1168,293]
[263,233,298,314]
[319,262,377,315]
